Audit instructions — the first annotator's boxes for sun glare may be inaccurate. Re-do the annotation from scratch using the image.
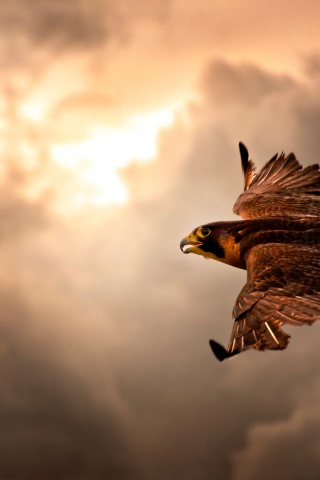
[20,103,44,122]
[51,106,175,207]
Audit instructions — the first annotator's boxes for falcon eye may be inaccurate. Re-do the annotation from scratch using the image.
[200,227,210,237]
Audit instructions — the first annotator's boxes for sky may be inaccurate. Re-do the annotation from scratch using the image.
[1,1,320,479]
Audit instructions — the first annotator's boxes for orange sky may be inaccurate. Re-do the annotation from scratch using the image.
[1,2,320,479]
[3,0,320,214]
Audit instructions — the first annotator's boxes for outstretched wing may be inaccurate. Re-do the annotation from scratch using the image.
[234,142,320,219]
[210,242,320,361]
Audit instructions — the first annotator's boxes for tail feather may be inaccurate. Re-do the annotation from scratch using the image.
[229,317,290,352]
[209,318,290,361]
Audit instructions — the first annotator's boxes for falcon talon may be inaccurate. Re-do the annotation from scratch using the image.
[180,142,320,360]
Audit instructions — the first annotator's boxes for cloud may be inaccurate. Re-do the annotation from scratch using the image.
[0,297,137,479]
[231,390,320,480]
[0,0,172,55]
[0,1,111,78]
[0,200,140,478]
[199,60,295,108]
[2,51,320,480]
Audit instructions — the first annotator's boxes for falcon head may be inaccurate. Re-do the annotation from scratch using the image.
[180,222,245,269]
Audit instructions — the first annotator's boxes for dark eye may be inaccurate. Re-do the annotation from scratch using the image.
[201,227,210,237]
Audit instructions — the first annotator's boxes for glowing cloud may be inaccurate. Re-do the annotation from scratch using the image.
[51,106,175,206]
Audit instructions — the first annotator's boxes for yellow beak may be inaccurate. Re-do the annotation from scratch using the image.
[180,233,203,254]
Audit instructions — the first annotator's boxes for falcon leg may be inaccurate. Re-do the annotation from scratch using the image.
[209,339,238,361]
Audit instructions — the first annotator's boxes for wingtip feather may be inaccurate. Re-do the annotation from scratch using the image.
[239,142,256,190]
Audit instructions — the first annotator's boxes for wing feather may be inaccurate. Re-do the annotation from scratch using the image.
[234,144,320,219]
[239,142,256,190]
[225,244,320,357]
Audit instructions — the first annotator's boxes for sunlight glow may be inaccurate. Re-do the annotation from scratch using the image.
[51,106,175,206]
[20,103,44,122]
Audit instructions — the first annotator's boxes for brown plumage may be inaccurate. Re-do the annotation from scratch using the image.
[180,143,320,361]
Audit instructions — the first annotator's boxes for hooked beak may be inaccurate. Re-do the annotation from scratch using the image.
[180,235,203,254]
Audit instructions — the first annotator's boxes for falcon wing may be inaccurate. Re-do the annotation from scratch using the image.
[234,142,320,219]
[210,242,320,361]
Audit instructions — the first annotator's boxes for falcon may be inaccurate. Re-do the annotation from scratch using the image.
[180,143,320,361]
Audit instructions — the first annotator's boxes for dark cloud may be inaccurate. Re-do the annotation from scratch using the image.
[13,0,109,50]
[2,56,320,479]
[302,52,320,78]
[232,386,320,480]
[199,60,295,108]
[0,287,138,479]
[0,1,110,76]
[0,0,171,55]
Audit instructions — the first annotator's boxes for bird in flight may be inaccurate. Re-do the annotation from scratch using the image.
[180,143,320,361]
